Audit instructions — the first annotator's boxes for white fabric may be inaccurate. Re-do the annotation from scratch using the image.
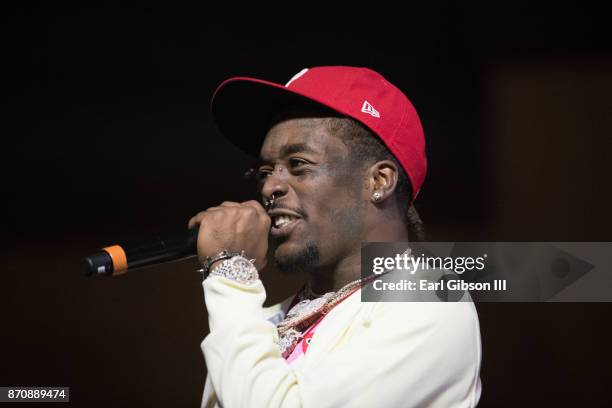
[201,275,482,408]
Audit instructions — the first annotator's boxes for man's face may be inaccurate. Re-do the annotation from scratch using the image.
[257,115,367,274]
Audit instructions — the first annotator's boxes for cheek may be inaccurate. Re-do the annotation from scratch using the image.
[296,161,365,239]
[304,184,365,241]
[322,199,366,245]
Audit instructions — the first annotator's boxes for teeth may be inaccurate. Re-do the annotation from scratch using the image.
[274,215,295,228]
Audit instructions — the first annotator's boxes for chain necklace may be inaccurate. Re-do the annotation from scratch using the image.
[276,274,377,358]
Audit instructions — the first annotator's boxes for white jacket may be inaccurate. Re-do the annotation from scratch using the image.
[201,276,482,408]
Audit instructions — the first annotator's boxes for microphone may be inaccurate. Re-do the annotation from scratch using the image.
[81,228,199,277]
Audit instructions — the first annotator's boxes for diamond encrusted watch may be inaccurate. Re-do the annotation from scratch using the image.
[208,255,259,285]
[198,250,244,275]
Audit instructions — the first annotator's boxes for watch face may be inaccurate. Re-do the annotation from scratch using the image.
[208,255,258,284]
[231,256,252,269]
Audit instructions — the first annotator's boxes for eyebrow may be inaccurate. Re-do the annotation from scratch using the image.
[259,143,319,164]
[282,143,318,156]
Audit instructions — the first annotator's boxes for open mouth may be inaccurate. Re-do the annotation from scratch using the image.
[270,214,302,237]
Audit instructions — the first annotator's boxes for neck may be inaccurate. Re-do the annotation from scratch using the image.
[307,249,362,294]
[307,216,409,294]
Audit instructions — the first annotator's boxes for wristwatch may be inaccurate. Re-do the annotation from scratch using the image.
[199,250,244,275]
[208,255,259,285]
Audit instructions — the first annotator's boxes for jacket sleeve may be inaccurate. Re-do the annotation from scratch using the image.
[201,275,481,408]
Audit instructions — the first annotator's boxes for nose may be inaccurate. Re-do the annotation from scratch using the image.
[261,165,289,206]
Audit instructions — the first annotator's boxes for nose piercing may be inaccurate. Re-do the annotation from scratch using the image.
[264,193,276,209]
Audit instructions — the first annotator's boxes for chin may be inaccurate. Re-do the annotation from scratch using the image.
[273,241,320,275]
[273,239,301,258]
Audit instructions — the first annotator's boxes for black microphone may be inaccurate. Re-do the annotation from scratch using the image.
[81,228,199,277]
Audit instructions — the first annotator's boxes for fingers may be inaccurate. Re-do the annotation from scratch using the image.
[188,200,268,229]
[188,202,238,228]
[242,200,271,227]
[188,209,222,229]
[242,200,268,216]
[188,198,271,267]
[188,211,207,229]
[220,201,241,208]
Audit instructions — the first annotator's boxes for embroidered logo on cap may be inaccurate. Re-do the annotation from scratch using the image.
[285,68,309,87]
[361,100,380,118]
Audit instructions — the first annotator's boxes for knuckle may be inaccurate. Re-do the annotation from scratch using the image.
[243,206,257,216]
[206,207,223,216]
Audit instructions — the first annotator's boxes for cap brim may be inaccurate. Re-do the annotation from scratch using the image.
[211,77,339,157]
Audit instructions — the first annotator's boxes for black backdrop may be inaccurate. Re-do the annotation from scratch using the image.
[2,2,612,407]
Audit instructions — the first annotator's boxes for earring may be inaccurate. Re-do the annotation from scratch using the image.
[372,191,382,202]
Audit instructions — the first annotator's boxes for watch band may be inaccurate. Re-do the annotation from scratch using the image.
[198,250,244,275]
[208,255,259,285]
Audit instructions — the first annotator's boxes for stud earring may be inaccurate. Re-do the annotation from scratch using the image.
[372,191,382,202]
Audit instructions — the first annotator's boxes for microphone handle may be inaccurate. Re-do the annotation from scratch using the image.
[82,228,199,277]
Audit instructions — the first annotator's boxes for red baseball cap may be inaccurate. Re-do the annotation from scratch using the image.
[211,66,427,200]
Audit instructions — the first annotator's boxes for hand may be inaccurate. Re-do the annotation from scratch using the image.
[188,200,271,271]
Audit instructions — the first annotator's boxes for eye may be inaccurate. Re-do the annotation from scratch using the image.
[289,158,308,168]
[255,167,273,181]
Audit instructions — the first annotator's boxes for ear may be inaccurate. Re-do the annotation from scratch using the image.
[366,160,399,203]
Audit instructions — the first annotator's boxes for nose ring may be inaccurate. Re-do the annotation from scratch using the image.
[264,193,276,209]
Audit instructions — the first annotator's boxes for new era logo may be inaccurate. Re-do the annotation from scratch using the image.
[361,100,380,118]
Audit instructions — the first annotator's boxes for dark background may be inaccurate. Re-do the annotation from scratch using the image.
[2,2,611,407]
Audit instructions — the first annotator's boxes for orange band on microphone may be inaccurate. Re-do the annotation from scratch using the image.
[103,245,128,276]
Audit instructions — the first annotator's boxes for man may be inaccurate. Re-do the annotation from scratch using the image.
[189,66,482,407]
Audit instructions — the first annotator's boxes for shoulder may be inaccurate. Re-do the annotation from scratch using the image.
[357,297,481,352]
